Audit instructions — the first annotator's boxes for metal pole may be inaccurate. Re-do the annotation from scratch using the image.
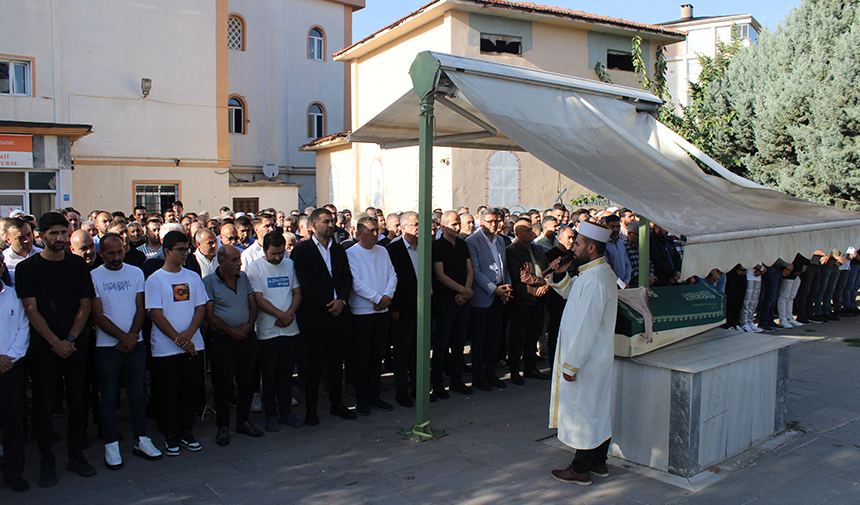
[639,216,650,288]
[399,91,446,441]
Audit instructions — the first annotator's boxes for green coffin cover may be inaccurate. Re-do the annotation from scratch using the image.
[615,284,726,337]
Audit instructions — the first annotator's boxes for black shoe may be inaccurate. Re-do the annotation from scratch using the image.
[827,313,840,321]
[236,421,264,438]
[809,315,824,323]
[330,403,358,420]
[472,378,493,391]
[395,391,414,407]
[796,316,810,324]
[524,369,550,380]
[369,397,393,411]
[510,371,524,385]
[433,384,450,400]
[304,413,320,426]
[449,380,473,395]
[67,453,97,478]
[4,476,29,492]
[38,465,57,488]
[759,326,774,333]
[356,400,370,416]
[215,426,230,446]
[486,375,507,389]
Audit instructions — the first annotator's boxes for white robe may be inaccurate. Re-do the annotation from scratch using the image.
[548,257,617,450]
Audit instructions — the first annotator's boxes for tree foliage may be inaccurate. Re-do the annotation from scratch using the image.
[662,0,860,209]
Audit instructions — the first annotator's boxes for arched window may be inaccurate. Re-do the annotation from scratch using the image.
[487,151,520,206]
[228,96,245,134]
[328,166,339,207]
[308,27,325,61]
[307,103,325,139]
[370,159,384,208]
[227,15,245,51]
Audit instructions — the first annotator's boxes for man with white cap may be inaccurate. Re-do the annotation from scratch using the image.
[547,221,618,486]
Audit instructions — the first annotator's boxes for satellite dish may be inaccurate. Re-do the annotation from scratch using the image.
[263,162,279,179]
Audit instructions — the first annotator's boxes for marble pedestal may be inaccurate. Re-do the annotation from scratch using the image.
[609,328,794,477]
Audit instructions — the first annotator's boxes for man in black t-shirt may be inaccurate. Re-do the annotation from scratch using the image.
[17,212,97,488]
[431,211,475,398]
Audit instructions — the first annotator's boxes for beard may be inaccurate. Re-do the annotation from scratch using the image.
[569,252,592,271]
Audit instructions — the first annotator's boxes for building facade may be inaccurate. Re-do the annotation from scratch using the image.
[659,4,760,109]
[0,0,363,217]
[303,0,684,214]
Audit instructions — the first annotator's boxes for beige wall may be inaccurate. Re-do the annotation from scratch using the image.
[72,165,229,215]
[228,183,300,212]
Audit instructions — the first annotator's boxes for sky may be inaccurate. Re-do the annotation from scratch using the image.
[353,0,798,42]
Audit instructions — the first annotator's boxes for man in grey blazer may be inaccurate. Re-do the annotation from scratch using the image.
[466,208,513,391]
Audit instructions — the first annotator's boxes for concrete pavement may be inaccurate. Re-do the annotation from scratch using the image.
[3,318,860,504]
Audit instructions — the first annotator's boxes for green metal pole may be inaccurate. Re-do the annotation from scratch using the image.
[639,216,650,288]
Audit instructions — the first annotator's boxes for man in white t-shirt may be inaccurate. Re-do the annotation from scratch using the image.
[346,216,397,416]
[246,232,304,432]
[145,231,207,456]
[3,218,42,286]
[91,234,162,470]
[240,216,274,271]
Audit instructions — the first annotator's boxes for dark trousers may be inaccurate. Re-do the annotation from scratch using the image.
[0,358,27,479]
[96,344,148,443]
[29,339,89,466]
[724,269,747,327]
[546,291,565,361]
[391,312,417,394]
[432,301,469,386]
[757,268,782,329]
[797,264,820,318]
[817,266,839,315]
[211,331,259,427]
[508,301,546,373]
[258,335,298,419]
[571,438,611,474]
[351,313,390,403]
[150,352,204,439]
[302,314,350,415]
[833,269,850,312]
[468,298,503,380]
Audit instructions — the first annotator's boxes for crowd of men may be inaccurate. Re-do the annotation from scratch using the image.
[1,199,858,493]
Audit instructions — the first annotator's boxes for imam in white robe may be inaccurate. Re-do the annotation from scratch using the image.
[548,256,617,450]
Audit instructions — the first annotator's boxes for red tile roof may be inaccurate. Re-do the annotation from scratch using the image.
[334,0,685,58]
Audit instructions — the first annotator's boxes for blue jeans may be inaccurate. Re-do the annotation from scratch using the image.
[96,344,148,444]
[816,266,839,315]
[843,264,860,310]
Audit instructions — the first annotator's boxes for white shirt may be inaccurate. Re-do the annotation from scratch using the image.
[478,229,503,284]
[246,257,301,339]
[312,234,337,299]
[404,239,419,277]
[240,240,264,271]
[194,248,219,278]
[0,281,29,361]
[145,268,207,357]
[3,246,42,286]
[91,264,145,347]
[346,244,398,315]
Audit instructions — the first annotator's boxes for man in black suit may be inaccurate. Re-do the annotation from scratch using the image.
[386,211,419,407]
[290,208,356,426]
[650,224,682,287]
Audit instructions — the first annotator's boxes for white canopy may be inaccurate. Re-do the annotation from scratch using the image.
[351,52,860,277]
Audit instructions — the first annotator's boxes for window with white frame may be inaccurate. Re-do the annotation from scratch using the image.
[686,28,711,55]
[0,59,30,96]
[228,16,244,51]
[487,151,520,207]
[309,28,324,61]
[135,183,178,214]
[228,97,245,134]
[0,170,58,217]
[307,103,325,139]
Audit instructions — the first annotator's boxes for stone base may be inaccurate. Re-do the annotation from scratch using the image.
[609,328,794,477]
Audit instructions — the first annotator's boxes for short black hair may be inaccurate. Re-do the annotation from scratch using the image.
[133,205,147,213]
[162,230,189,250]
[310,207,333,224]
[38,212,68,233]
[262,231,286,251]
[100,232,124,249]
[236,215,252,227]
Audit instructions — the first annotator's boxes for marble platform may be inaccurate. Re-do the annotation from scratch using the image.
[609,328,794,477]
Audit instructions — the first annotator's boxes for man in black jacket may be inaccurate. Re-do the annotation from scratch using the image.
[290,208,356,426]
[386,212,419,407]
[650,224,681,287]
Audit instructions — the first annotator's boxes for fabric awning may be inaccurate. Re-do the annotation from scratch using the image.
[351,52,860,277]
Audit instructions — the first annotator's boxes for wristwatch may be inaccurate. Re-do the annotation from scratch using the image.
[67,335,76,343]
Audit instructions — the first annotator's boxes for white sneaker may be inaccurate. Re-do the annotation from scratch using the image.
[133,436,163,461]
[789,319,804,327]
[250,393,263,413]
[779,321,794,329]
[742,324,754,332]
[105,441,123,470]
[751,324,764,333]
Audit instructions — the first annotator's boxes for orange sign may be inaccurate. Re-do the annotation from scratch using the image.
[0,135,33,168]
